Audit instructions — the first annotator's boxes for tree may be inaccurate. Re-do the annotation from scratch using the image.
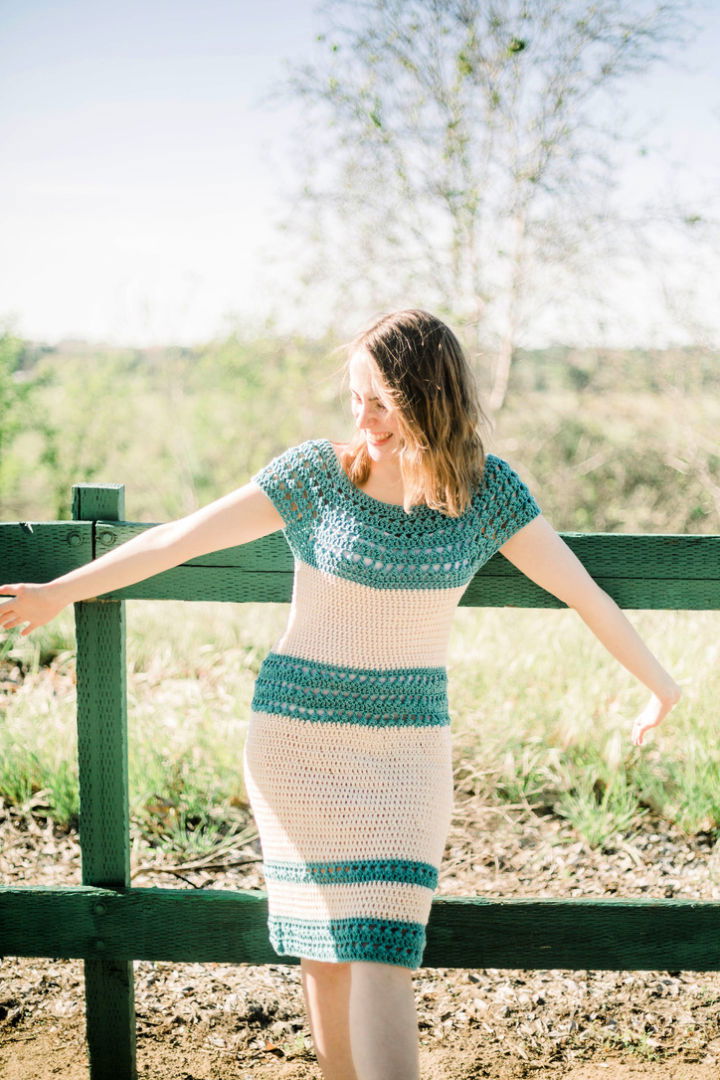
[266,0,697,409]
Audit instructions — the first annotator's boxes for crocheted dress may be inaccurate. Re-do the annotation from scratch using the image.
[244,437,541,969]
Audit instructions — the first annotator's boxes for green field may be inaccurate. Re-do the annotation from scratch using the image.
[1,599,717,853]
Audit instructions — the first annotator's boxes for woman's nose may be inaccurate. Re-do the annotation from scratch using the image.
[356,401,373,427]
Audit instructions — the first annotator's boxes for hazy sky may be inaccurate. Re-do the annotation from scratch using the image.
[2,0,719,348]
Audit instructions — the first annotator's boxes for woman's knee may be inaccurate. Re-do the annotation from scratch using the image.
[351,960,414,980]
[301,957,352,979]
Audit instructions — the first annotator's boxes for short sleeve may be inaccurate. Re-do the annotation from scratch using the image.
[251,441,317,541]
[479,454,542,555]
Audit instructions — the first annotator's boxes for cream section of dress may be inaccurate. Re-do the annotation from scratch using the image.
[274,559,467,670]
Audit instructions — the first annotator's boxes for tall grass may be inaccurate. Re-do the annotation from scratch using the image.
[450,605,719,842]
[0,602,717,851]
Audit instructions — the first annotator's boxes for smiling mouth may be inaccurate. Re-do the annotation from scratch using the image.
[366,432,392,444]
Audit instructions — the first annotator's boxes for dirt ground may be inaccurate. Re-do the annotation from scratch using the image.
[3,1016,720,1080]
[3,794,720,1079]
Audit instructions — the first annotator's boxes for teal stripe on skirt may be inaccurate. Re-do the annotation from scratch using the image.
[268,915,427,968]
[264,857,439,889]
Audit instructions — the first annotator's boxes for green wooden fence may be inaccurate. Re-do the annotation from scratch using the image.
[0,482,718,1080]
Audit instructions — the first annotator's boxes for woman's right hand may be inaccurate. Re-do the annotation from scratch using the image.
[0,583,67,637]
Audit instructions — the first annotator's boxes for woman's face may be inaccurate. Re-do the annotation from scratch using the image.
[348,349,402,458]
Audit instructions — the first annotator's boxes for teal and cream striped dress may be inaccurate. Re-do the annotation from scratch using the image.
[244,437,541,969]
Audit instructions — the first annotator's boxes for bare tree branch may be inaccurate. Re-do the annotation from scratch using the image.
[262,0,705,407]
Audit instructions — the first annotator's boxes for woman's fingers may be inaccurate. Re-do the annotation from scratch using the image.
[631,692,680,746]
[632,702,656,746]
[0,585,42,635]
[0,585,21,619]
[632,717,659,746]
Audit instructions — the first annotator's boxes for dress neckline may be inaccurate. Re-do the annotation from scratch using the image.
[321,438,429,516]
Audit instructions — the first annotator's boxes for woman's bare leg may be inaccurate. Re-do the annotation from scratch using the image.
[300,957,358,1080]
[349,961,420,1080]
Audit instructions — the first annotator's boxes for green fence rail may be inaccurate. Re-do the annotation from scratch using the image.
[0,482,719,1079]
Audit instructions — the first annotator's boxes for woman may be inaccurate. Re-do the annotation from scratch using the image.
[0,309,681,1080]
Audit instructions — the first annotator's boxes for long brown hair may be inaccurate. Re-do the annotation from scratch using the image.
[338,309,488,517]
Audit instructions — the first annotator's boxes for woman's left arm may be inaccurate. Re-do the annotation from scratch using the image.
[499,515,683,746]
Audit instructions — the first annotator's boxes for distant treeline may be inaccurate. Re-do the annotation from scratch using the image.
[13,337,719,394]
[1,330,717,534]
[506,346,718,396]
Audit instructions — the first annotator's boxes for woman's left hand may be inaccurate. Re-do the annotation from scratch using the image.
[631,684,683,747]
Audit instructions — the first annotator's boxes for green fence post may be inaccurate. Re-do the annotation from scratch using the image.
[72,484,136,1080]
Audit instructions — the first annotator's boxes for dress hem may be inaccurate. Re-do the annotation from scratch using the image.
[268,915,426,970]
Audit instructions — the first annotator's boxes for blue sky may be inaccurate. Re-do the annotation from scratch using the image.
[2,0,719,347]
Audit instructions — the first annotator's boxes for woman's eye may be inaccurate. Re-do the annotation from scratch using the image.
[351,395,387,411]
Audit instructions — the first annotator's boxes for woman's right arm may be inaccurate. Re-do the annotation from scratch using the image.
[0,481,285,635]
